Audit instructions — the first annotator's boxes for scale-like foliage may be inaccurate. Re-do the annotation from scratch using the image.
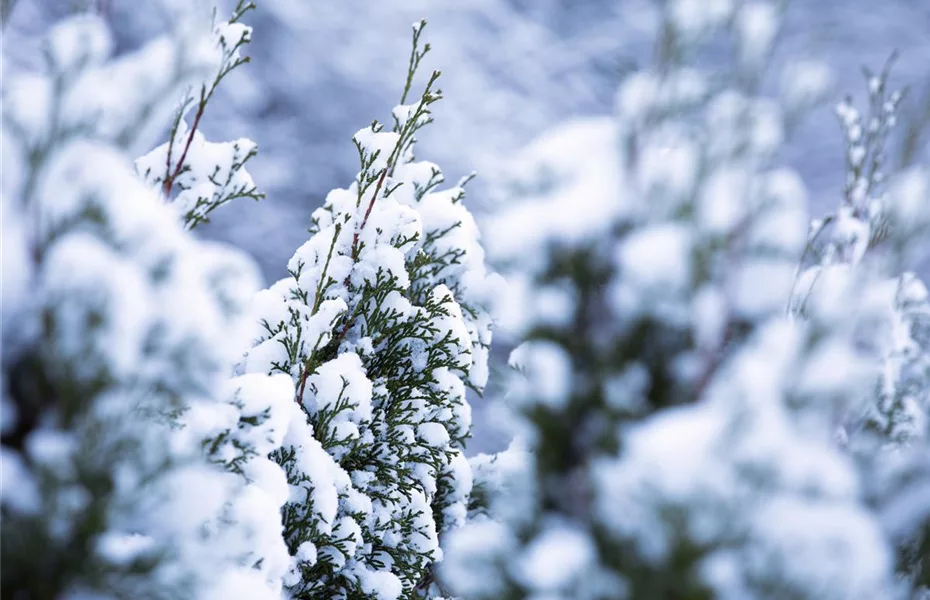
[242,22,498,599]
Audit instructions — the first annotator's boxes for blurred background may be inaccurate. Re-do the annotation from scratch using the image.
[4,0,930,452]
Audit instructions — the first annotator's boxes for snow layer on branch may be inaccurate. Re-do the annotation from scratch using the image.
[592,319,891,597]
[136,122,260,227]
[484,117,626,272]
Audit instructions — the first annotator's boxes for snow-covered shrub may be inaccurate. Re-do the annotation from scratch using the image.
[791,55,930,449]
[443,2,928,598]
[1,5,291,599]
[790,57,930,596]
[241,22,498,599]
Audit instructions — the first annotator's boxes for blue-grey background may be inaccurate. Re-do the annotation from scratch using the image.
[5,0,930,453]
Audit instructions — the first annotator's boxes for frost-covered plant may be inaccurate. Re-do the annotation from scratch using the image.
[1,7,290,599]
[241,21,498,600]
[442,2,912,598]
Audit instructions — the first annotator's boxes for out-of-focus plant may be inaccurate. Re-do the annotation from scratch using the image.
[1,4,292,598]
[442,1,930,598]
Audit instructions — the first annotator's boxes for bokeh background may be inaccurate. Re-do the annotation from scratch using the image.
[5,0,930,452]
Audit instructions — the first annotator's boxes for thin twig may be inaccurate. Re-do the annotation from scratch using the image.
[162,90,206,198]
[299,27,439,405]
[297,369,311,408]
[353,167,389,247]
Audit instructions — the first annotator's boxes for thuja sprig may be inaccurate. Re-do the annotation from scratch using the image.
[787,55,911,314]
[835,51,906,211]
[180,139,263,228]
[162,0,257,201]
[293,20,444,407]
[400,19,431,107]
[354,67,441,238]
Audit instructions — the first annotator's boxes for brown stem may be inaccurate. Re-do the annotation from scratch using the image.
[303,135,405,406]
[351,166,389,251]
[296,161,391,407]
[162,94,206,198]
[296,367,311,407]
[340,164,391,294]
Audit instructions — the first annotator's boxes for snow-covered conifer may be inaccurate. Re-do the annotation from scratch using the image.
[791,57,930,597]
[790,55,930,449]
[242,21,498,599]
[1,6,291,598]
[443,2,913,598]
